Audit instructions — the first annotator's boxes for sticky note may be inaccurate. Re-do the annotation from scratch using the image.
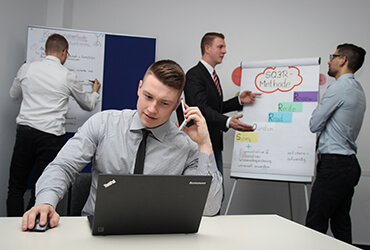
[293,91,318,102]
[278,102,303,112]
[268,112,292,123]
[235,132,259,142]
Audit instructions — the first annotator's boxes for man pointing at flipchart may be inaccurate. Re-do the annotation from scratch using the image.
[184,32,260,210]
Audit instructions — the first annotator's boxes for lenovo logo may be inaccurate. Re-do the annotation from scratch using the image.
[189,181,206,185]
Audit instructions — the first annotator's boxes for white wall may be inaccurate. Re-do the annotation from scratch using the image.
[67,0,370,172]
[0,0,48,217]
[67,2,370,244]
[0,0,369,245]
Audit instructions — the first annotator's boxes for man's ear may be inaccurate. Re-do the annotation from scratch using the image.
[204,44,211,54]
[339,55,347,67]
[137,80,143,96]
[61,48,67,57]
[173,98,181,111]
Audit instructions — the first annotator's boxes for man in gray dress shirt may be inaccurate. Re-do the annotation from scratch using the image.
[21,60,222,231]
[306,44,366,244]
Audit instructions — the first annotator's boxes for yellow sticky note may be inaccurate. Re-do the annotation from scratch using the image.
[235,132,259,142]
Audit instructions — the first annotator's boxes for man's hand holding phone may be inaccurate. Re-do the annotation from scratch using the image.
[176,100,212,155]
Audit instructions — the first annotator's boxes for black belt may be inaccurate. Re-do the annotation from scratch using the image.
[17,124,36,131]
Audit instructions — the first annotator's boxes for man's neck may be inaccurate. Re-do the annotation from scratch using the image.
[335,69,354,80]
[201,56,217,68]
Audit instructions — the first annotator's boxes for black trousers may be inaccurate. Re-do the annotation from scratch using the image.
[306,154,361,244]
[6,125,65,216]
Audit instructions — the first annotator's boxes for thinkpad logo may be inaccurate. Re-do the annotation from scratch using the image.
[103,179,116,188]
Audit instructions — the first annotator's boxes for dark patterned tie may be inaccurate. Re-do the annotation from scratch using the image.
[213,69,222,96]
[134,129,150,174]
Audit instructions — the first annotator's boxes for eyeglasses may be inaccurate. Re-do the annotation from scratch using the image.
[67,50,70,58]
[329,54,342,61]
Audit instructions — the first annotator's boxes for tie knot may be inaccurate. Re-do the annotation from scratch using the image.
[142,129,150,139]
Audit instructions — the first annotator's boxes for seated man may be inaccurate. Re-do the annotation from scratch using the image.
[22,60,222,230]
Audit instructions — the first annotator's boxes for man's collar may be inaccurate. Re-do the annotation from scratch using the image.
[337,73,355,80]
[130,111,169,142]
[45,55,61,64]
[200,59,214,76]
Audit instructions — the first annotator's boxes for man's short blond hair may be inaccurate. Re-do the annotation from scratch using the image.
[143,60,185,94]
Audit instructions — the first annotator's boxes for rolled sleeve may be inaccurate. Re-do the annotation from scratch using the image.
[310,84,344,133]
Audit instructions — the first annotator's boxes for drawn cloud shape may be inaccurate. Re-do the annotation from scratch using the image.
[255,66,303,93]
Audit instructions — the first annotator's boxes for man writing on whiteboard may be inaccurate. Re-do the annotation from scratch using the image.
[306,43,366,244]
[7,33,101,216]
[184,32,260,211]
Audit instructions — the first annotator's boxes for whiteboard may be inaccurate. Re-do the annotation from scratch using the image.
[230,58,320,183]
[27,26,105,132]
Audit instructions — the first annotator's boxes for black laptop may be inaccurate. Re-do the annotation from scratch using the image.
[88,174,212,235]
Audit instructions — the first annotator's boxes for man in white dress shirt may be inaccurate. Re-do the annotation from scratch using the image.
[7,33,101,216]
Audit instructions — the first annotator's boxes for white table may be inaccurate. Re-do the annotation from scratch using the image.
[0,215,359,250]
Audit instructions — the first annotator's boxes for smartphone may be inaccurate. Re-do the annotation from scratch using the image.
[176,100,187,130]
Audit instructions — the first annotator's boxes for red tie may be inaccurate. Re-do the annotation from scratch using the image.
[213,70,221,96]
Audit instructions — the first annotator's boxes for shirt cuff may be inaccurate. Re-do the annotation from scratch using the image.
[197,152,218,174]
[91,91,100,98]
[226,117,231,129]
[35,191,59,209]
